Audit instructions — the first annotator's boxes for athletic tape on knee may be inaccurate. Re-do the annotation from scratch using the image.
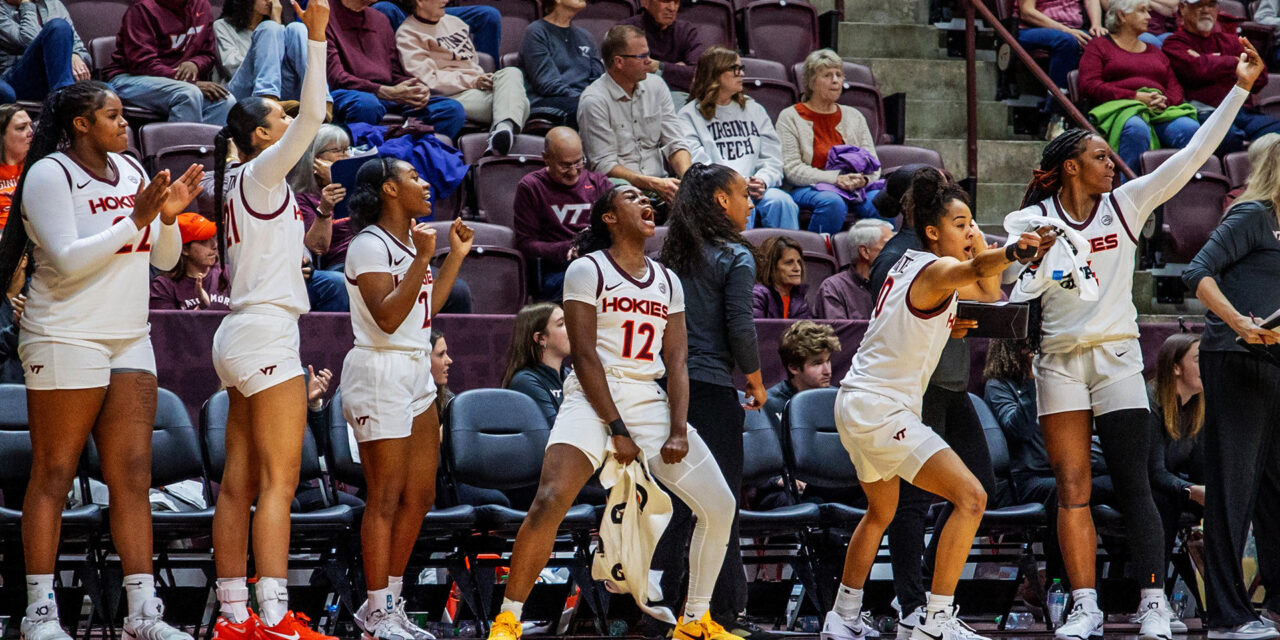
[1058,502,1090,510]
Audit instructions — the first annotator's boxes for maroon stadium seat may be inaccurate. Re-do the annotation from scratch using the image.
[472,155,548,228]
[433,245,527,314]
[575,0,637,44]
[1223,150,1250,189]
[740,57,790,83]
[457,132,546,164]
[426,221,515,249]
[1140,149,1230,263]
[744,78,798,123]
[801,251,838,309]
[138,122,221,177]
[644,224,668,258]
[680,0,735,48]
[452,0,538,22]
[741,0,817,69]
[875,145,946,174]
[741,228,830,255]
[67,0,130,47]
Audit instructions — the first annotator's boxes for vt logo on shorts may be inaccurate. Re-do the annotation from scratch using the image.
[893,428,907,441]
[259,365,277,376]
[355,416,370,426]
[28,364,43,374]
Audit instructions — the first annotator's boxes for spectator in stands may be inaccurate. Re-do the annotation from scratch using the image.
[1141,0,1179,47]
[397,0,530,156]
[679,46,799,229]
[521,0,604,127]
[752,235,812,319]
[0,104,31,230]
[0,0,89,103]
[1253,0,1280,57]
[501,302,570,427]
[104,0,235,124]
[1078,0,1200,173]
[370,1,499,62]
[514,127,612,300]
[814,218,892,320]
[1165,0,1280,154]
[1225,132,1280,210]
[150,212,231,310]
[580,25,692,211]
[619,0,707,99]
[289,124,355,269]
[1016,0,1103,96]
[215,0,333,114]
[326,0,465,135]
[777,49,883,234]
[1184,138,1280,639]
[763,320,839,419]
[983,339,1054,507]
[1146,333,1206,569]
[430,328,454,415]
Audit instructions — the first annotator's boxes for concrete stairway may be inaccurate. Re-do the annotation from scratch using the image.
[814,0,1046,226]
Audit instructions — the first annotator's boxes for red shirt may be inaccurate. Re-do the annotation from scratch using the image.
[1164,27,1268,106]
[795,103,844,170]
[1079,35,1185,105]
[0,162,20,230]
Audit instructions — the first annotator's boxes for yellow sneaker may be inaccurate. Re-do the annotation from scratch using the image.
[487,611,522,640]
[673,612,738,640]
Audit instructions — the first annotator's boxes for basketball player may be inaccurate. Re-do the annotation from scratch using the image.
[207,2,334,639]
[341,157,473,640]
[820,169,1050,640]
[485,185,737,640]
[0,81,203,640]
[1006,38,1264,640]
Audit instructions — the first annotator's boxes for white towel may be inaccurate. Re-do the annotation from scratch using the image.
[591,458,677,624]
[1002,213,1099,303]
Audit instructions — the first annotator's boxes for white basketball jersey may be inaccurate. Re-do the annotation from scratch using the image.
[561,250,685,381]
[344,225,434,351]
[222,163,309,316]
[840,249,957,415]
[1020,194,1141,353]
[22,152,157,340]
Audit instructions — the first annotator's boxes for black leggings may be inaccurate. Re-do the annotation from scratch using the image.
[1092,408,1165,588]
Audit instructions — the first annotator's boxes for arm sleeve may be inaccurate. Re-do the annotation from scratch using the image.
[23,161,140,278]
[246,42,329,190]
[1181,203,1262,292]
[777,108,841,186]
[326,32,381,93]
[117,7,178,78]
[148,218,182,271]
[1078,41,1133,104]
[0,3,40,51]
[657,85,691,160]
[724,249,761,374]
[1162,35,1238,88]
[561,256,600,306]
[520,26,575,98]
[1116,84,1249,225]
[678,107,713,165]
[507,371,559,427]
[754,103,786,188]
[578,94,621,175]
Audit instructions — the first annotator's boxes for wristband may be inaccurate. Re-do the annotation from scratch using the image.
[608,418,630,438]
[1005,243,1036,261]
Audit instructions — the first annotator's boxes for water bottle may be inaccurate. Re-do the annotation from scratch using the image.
[1047,579,1068,628]
[1171,577,1195,619]
[783,583,804,630]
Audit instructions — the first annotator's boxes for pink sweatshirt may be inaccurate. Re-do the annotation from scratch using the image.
[395,12,484,96]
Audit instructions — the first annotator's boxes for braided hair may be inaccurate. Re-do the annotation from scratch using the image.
[0,81,115,289]
[1021,128,1095,208]
[902,167,970,250]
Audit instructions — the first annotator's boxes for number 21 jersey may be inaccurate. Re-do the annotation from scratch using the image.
[562,250,684,381]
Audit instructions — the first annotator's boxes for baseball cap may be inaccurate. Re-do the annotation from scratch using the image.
[177,212,216,244]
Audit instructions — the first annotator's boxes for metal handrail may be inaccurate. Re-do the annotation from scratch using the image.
[962,0,1139,196]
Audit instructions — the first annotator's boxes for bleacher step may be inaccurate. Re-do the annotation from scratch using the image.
[850,57,998,102]
[839,0,930,25]
[839,22,944,59]
[905,137,1046,184]
[974,182,1033,225]
[905,99,1010,140]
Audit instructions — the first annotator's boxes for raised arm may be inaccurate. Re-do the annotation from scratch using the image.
[912,233,1044,310]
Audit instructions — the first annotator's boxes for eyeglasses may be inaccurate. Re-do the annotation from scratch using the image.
[317,146,348,157]
[726,64,745,75]
[617,52,652,61]
[550,159,585,170]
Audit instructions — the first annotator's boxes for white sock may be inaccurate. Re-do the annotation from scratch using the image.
[499,598,523,621]
[216,578,250,624]
[924,593,955,621]
[683,597,710,624]
[256,576,289,627]
[124,574,156,618]
[388,576,404,601]
[1072,588,1099,610]
[368,587,395,614]
[833,584,864,620]
[26,575,56,619]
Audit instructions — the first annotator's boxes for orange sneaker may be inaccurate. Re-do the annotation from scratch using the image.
[212,612,258,640]
[254,611,336,640]
[486,612,522,640]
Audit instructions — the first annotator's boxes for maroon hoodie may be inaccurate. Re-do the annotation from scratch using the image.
[326,0,410,94]
[104,0,216,80]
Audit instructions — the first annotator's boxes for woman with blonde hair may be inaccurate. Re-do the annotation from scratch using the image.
[776,48,884,233]
[1145,333,1206,573]
[678,46,799,229]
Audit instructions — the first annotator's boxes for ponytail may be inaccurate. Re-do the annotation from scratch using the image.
[214,97,276,264]
[903,167,969,249]
[0,81,113,289]
[347,156,395,233]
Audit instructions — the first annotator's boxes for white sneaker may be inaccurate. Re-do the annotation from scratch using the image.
[1260,611,1279,631]
[896,606,926,640]
[1207,621,1280,640]
[389,598,435,640]
[1054,601,1104,640]
[909,606,988,640]
[20,603,71,640]
[822,611,874,640]
[122,599,193,640]
[1137,597,1174,640]
[355,599,371,633]
[1172,618,1189,634]
[362,607,414,640]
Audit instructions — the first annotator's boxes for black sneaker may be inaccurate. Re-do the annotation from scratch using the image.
[634,615,675,640]
[721,617,782,640]
[486,125,513,156]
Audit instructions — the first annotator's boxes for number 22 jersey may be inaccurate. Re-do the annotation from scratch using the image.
[562,250,684,381]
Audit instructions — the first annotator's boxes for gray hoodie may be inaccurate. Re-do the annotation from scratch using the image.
[0,0,89,76]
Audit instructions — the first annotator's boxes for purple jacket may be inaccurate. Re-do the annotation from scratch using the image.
[814,268,874,320]
[752,283,813,319]
[814,144,886,203]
